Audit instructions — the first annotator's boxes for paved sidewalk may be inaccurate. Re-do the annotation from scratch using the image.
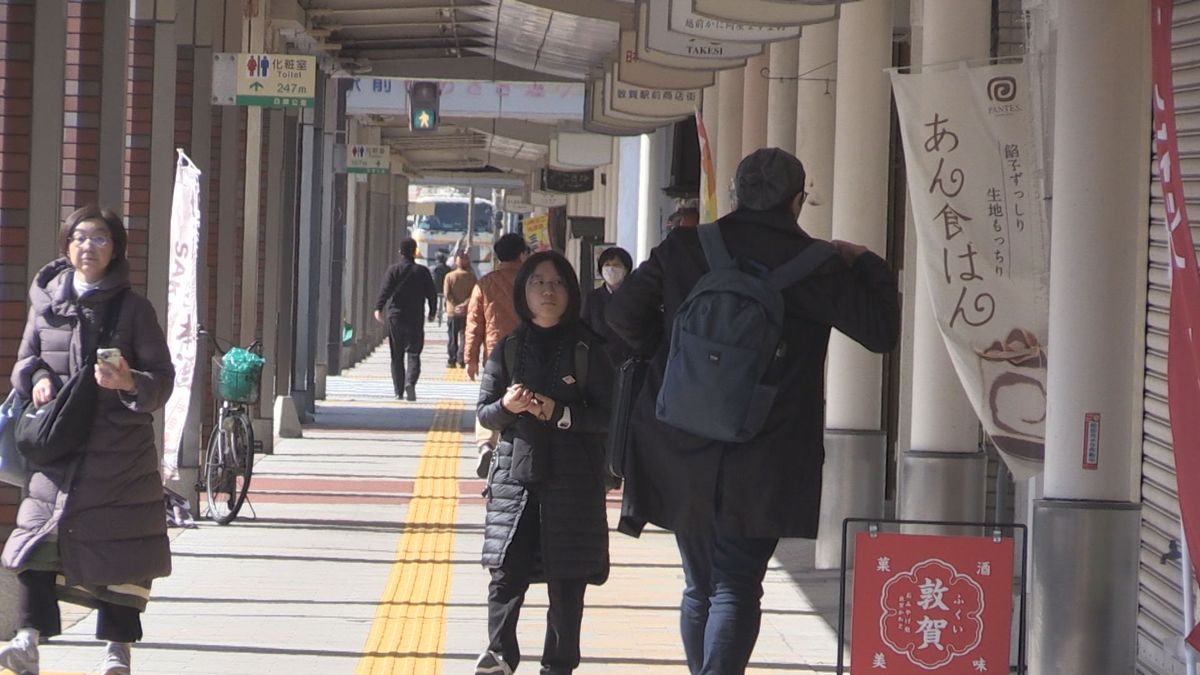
[7,331,846,674]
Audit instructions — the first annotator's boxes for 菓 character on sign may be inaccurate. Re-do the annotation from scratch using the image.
[877,556,892,572]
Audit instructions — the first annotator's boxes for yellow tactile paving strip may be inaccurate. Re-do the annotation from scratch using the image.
[440,368,471,383]
[356,400,463,675]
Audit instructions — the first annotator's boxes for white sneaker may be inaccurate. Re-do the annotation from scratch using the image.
[0,633,39,675]
[97,641,131,675]
[475,650,514,675]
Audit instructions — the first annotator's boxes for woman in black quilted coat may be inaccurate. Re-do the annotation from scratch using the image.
[474,251,613,675]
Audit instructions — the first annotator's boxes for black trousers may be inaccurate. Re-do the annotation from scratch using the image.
[386,314,424,395]
[488,494,587,674]
[18,570,143,643]
[447,315,466,366]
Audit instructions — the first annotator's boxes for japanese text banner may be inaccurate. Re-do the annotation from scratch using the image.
[1151,0,1200,651]
[891,64,1050,480]
[162,151,202,480]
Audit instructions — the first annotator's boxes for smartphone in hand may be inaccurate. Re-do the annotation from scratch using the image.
[97,347,123,367]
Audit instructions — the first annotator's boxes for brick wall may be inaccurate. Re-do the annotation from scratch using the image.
[60,0,103,220]
[0,1,33,394]
[122,19,154,294]
[0,0,36,525]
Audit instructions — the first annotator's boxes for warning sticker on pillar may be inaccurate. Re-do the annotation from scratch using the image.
[851,532,1014,673]
[1082,412,1100,470]
[890,63,1050,481]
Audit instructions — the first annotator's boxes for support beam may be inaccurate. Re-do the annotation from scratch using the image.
[715,68,744,216]
[795,19,837,241]
[766,39,798,152]
[1030,2,1149,670]
[816,0,893,569]
[897,0,990,527]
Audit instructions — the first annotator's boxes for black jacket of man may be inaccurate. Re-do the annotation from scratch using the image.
[605,208,900,539]
[375,257,437,322]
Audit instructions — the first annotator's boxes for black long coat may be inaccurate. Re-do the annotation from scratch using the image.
[3,259,175,586]
[477,323,613,583]
[606,209,900,540]
[581,284,634,365]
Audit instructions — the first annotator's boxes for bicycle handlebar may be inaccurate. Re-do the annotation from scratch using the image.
[197,325,264,357]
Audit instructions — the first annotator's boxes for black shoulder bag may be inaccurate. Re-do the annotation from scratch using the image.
[16,290,127,465]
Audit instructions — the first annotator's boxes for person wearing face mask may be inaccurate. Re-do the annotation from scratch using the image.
[581,246,635,364]
[0,206,175,675]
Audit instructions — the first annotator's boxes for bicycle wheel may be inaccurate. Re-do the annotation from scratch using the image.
[204,413,255,525]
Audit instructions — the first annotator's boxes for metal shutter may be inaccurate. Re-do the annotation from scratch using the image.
[1139,2,1200,673]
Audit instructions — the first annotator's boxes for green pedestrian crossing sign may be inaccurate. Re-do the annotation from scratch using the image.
[408,81,440,132]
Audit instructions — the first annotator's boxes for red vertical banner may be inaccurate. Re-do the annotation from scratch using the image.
[851,533,1014,673]
[1152,0,1200,651]
[696,109,718,223]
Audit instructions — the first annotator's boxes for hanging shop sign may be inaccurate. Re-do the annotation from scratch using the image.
[606,69,699,120]
[346,77,586,120]
[524,213,553,251]
[541,168,595,194]
[645,0,764,60]
[669,0,803,42]
[584,79,661,137]
[504,196,534,214]
[635,2,748,71]
[162,151,202,480]
[617,31,716,90]
[691,0,843,27]
[530,191,569,208]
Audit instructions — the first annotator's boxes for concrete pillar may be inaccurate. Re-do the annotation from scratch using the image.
[239,0,265,347]
[742,53,769,156]
[897,0,990,526]
[97,0,129,209]
[148,1,177,320]
[715,68,743,216]
[617,135,641,257]
[815,0,893,569]
[766,39,799,152]
[213,0,240,354]
[313,75,341,398]
[636,131,664,264]
[795,20,837,241]
[1029,2,1149,671]
[290,75,327,419]
[27,0,66,267]
[326,81,349,377]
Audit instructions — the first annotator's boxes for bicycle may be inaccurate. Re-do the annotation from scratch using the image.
[195,326,264,525]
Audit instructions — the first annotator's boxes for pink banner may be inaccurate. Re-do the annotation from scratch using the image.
[1152,0,1200,651]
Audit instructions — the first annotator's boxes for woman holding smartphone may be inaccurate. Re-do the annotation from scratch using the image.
[474,251,614,675]
[0,206,175,675]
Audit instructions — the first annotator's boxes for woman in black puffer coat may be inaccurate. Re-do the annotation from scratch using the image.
[474,251,613,675]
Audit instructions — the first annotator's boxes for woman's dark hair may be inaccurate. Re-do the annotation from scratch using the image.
[59,205,127,268]
[596,246,633,274]
[512,251,581,326]
[494,233,529,263]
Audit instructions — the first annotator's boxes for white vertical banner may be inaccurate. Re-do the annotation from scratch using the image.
[891,63,1050,480]
[162,150,202,480]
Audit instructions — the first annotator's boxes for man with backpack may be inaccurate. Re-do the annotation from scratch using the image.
[606,148,900,675]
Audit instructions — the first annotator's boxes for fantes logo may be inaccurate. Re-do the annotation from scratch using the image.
[987,76,1017,103]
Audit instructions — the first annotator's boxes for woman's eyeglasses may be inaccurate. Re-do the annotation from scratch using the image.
[70,234,111,247]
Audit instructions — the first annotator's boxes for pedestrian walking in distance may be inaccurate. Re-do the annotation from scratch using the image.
[431,251,452,328]
[465,233,529,478]
[607,148,901,675]
[374,238,437,401]
[581,245,635,365]
[443,252,478,368]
